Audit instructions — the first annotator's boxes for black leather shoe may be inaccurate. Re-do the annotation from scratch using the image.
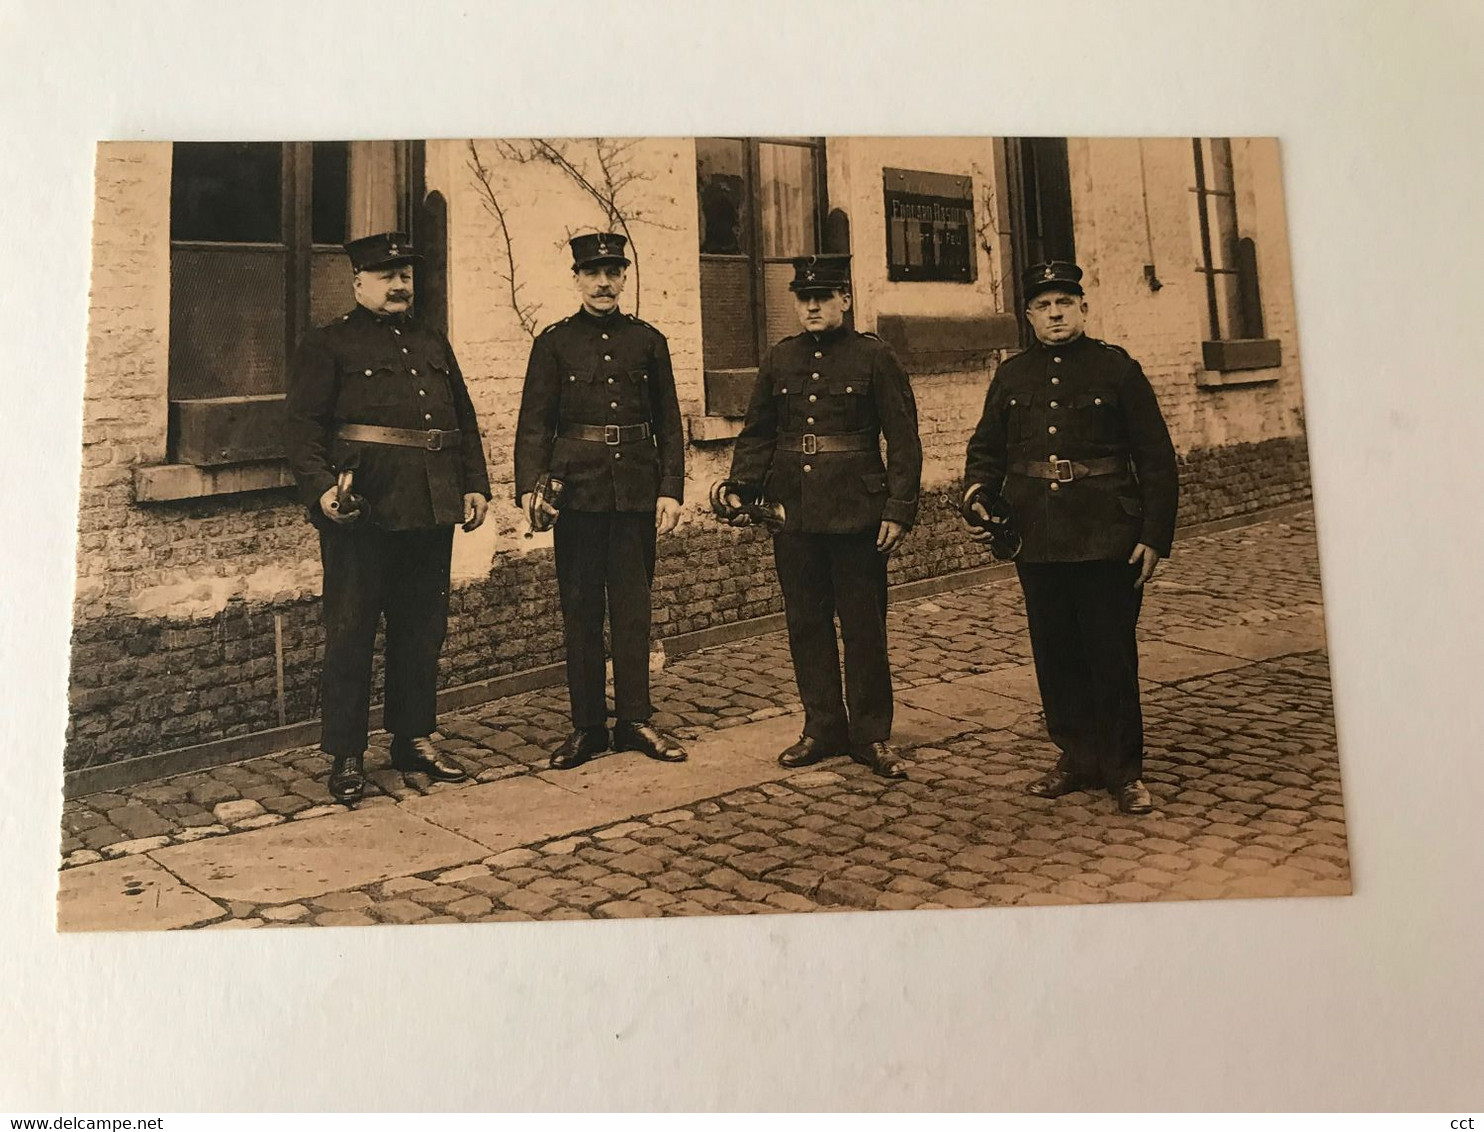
[778,734,841,769]
[1026,768,1094,798]
[612,720,687,763]
[390,735,469,782]
[850,741,908,780]
[1115,779,1154,815]
[550,726,608,770]
[328,751,366,804]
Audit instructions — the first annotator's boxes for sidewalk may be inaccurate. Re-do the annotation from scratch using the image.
[57,506,1348,930]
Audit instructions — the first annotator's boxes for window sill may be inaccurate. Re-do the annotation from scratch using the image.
[134,459,296,503]
[689,415,744,443]
[875,312,1020,374]
[1201,338,1282,374]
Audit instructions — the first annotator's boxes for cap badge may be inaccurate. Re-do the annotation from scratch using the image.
[597,239,609,255]
[1043,264,1056,280]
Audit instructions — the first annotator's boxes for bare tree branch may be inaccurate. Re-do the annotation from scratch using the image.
[466,139,541,338]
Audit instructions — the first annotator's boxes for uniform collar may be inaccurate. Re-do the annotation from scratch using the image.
[1035,331,1091,353]
[576,305,624,327]
[806,323,851,347]
[350,302,415,329]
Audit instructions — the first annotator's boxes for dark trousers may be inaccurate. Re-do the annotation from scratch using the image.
[553,509,657,729]
[774,530,893,748]
[319,523,454,757]
[1016,559,1146,789]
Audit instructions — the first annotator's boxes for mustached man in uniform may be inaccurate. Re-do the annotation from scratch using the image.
[514,232,688,770]
[721,254,923,778]
[283,232,492,804]
[963,261,1178,814]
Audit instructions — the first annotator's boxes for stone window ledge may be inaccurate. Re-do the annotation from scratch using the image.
[1201,337,1282,376]
[688,415,744,443]
[134,459,295,503]
[876,312,1021,375]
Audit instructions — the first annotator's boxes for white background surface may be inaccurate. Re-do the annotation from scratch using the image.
[1,0,1481,1113]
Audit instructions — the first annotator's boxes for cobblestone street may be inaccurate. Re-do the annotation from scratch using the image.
[57,505,1349,930]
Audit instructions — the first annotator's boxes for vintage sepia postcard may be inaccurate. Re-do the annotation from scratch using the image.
[57,136,1346,931]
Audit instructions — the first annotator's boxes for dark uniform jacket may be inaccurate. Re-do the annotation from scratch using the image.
[964,333,1178,562]
[514,307,685,512]
[731,325,922,535]
[283,305,491,531]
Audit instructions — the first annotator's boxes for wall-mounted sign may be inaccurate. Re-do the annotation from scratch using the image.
[884,168,976,283]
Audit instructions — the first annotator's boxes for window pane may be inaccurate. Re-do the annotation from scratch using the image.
[758,143,817,258]
[169,246,286,398]
[697,138,750,255]
[311,141,349,245]
[171,142,282,243]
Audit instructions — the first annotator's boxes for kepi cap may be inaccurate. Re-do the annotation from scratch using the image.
[345,231,420,272]
[789,254,851,294]
[570,232,631,270]
[1022,260,1084,301]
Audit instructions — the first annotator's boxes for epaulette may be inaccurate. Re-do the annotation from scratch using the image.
[537,314,575,338]
[624,312,664,337]
[1091,337,1133,360]
[859,330,882,341]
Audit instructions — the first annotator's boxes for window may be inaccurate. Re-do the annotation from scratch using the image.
[166,141,416,464]
[1192,138,1281,372]
[1006,138,1076,342]
[696,137,826,413]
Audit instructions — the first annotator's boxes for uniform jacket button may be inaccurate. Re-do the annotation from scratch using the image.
[803,464,812,472]
[813,351,822,358]
[806,416,815,424]
[1048,425,1058,435]
[601,333,609,340]
[1049,481,1061,491]
[613,452,622,460]
[1049,400,1058,409]
[424,413,432,421]
[808,394,817,402]
[603,354,612,361]
[1095,397,1103,405]
[1051,377,1061,385]
[363,369,373,376]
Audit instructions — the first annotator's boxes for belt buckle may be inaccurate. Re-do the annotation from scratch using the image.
[425,429,444,452]
[1051,458,1073,482]
[802,433,818,456]
[604,424,622,445]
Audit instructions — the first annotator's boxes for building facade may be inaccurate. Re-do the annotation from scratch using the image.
[68,136,1309,791]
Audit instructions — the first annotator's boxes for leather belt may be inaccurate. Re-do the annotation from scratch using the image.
[561,422,652,445]
[777,431,876,455]
[1009,455,1129,483]
[334,423,461,451]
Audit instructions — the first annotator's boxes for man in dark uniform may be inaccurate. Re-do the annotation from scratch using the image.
[720,254,923,778]
[963,261,1178,814]
[514,232,687,770]
[283,231,491,804]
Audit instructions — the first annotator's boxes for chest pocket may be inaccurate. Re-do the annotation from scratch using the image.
[339,360,404,412]
[1069,387,1123,441]
[1004,391,1039,441]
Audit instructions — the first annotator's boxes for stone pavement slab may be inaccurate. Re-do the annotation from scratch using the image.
[150,806,487,905]
[954,663,1043,704]
[898,681,1031,731]
[1138,641,1252,685]
[58,855,224,933]
[1167,612,1327,662]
